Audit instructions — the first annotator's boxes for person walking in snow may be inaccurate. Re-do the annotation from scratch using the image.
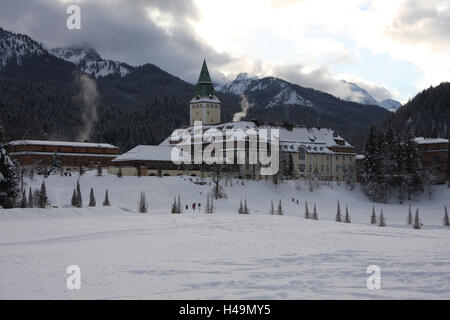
[185,204,188,211]
[192,203,196,212]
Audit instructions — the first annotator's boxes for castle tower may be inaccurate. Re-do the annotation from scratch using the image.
[190,59,221,126]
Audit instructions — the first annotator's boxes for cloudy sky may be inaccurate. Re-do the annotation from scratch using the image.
[0,0,449,103]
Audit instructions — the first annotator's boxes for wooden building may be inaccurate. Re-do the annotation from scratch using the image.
[5,140,119,171]
[414,137,449,183]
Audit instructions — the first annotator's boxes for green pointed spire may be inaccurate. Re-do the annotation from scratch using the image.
[194,59,215,98]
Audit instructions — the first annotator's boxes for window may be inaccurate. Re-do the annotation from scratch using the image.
[298,146,306,160]
[299,164,305,172]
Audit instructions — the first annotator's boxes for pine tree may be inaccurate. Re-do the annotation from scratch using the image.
[407,204,413,225]
[71,189,77,207]
[89,188,96,207]
[413,208,422,229]
[238,200,244,214]
[20,189,27,208]
[370,205,377,224]
[117,167,123,178]
[103,189,110,206]
[379,210,386,227]
[336,200,342,222]
[304,201,310,219]
[76,180,82,208]
[443,206,449,226]
[0,147,19,208]
[177,195,182,213]
[49,152,61,175]
[270,200,274,215]
[171,196,178,213]
[28,187,33,208]
[312,203,318,220]
[38,180,48,208]
[344,205,351,223]
[139,192,147,213]
[244,199,249,214]
[277,199,283,215]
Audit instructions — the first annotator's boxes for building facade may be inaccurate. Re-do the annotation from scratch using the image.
[414,137,449,183]
[109,60,356,180]
[5,140,119,172]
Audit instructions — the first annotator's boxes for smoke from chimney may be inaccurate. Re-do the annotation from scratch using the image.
[233,94,253,122]
[77,75,99,142]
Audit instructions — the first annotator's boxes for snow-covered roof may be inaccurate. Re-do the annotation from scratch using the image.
[355,155,365,160]
[414,137,448,145]
[6,140,118,149]
[160,121,258,146]
[112,145,176,162]
[259,125,353,148]
[190,95,221,104]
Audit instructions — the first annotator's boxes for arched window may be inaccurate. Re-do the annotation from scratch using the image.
[298,146,306,160]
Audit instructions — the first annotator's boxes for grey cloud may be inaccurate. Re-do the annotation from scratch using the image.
[386,0,450,51]
[0,0,234,82]
[268,63,395,102]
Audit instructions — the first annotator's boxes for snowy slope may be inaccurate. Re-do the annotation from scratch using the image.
[377,99,402,112]
[1,173,450,299]
[50,47,134,78]
[219,74,313,108]
[0,28,44,68]
[267,88,313,108]
[340,80,402,111]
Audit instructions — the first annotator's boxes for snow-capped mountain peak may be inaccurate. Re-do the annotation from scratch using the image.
[340,80,402,111]
[50,46,134,78]
[217,72,259,95]
[267,87,313,108]
[0,27,45,69]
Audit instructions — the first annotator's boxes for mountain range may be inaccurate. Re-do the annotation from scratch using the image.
[1,27,395,151]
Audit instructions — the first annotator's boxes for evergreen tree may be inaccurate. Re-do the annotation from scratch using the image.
[38,180,48,208]
[277,199,283,215]
[344,205,351,223]
[103,189,110,206]
[29,166,35,181]
[370,205,377,224]
[238,200,244,214]
[117,167,123,178]
[244,199,249,215]
[336,200,342,222]
[49,152,61,175]
[71,189,77,207]
[288,153,294,178]
[312,203,318,220]
[20,188,27,208]
[413,208,422,229]
[89,188,96,207]
[171,196,178,213]
[210,196,214,213]
[443,206,449,227]
[0,147,19,208]
[139,192,148,213]
[76,180,82,208]
[407,204,413,225]
[304,201,310,219]
[177,195,182,213]
[28,187,33,208]
[379,210,386,227]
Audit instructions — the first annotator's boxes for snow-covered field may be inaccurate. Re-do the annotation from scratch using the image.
[1,173,449,299]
